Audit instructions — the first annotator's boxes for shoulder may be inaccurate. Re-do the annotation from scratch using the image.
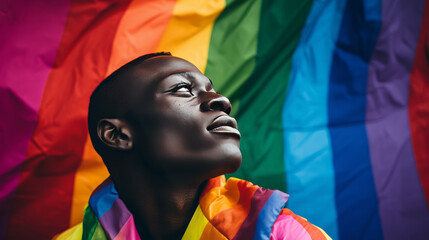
[52,223,83,240]
[270,208,331,240]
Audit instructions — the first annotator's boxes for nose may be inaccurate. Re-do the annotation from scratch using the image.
[200,93,232,114]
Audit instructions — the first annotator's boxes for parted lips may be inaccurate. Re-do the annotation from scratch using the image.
[207,115,241,139]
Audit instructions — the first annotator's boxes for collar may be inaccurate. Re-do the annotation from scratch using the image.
[85,176,288,240]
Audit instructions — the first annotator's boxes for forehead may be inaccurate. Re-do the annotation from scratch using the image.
[119,56,208,105]
[131,56,203,84]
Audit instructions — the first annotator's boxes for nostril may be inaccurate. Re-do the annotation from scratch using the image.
[225,106,231,114]
[210,101,223,110]
[201,93,232,114]
[208,98,231,114]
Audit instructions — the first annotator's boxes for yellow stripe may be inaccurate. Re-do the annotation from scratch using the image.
[155,0,226,73]
[70,137,109,226]
[181,206,209,240]
[53,223,83,240]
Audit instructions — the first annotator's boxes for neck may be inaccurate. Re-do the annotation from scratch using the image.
[112,166,206,240]
[135,186,202,240]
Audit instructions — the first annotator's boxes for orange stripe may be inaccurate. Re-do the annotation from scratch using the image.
[7,1,132,239]
[106,0,178,74]
[198,178,259,239]
[200,175,225,198]
[200,222,228,240]
[71,0,178,226]
[208,180,258,238]
[200,178,240,219]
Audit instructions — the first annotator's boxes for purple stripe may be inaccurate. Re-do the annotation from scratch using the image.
[232,188,275,240]
[366,0,429,239]
[99,198,132,239]
[0,0,71,238]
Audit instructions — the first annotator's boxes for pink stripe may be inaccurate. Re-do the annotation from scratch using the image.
[113,216,141,240]
[0,0,71,238]
[269,214,312,240]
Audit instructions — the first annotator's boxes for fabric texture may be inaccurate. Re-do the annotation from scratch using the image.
[3,0,429,239]
[55,176,330,240]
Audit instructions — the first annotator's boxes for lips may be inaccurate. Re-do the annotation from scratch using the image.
[207,115,241,139]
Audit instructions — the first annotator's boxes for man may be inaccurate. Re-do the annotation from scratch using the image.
[55,52,330,240]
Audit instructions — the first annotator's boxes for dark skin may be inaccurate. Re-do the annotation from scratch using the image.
[95,56,242,239]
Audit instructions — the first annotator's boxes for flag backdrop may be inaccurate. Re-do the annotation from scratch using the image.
[1,0,428,239]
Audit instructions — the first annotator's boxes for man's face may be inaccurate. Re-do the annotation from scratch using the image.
[128,56,242,180]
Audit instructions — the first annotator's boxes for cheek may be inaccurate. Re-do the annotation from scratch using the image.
[135,108,242,176]
[158,112,212,150]
[143,107,213,157]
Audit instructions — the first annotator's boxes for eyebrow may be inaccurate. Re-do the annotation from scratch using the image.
[174,72,214,87]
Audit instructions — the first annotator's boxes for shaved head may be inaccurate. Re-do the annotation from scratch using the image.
[88,52,241,181]
[88,52,171,156]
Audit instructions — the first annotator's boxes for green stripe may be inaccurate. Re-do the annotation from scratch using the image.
[205,0,261,117]
[90,223,108,240]
[207,0,313,191]
[82,206,107,240]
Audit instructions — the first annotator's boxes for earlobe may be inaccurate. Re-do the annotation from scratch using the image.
[97,118,133,151]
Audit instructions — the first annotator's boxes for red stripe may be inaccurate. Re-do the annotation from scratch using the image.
[409,0,429,206]
[6,1,131,239]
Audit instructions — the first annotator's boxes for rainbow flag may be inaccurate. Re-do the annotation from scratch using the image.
[56,176,329,240]
[1,0,428,239]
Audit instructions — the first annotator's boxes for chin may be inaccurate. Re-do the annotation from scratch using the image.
[226,156,242,174]
[219,142,242,174]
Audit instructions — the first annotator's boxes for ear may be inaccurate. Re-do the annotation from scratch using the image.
[97,118,133,151]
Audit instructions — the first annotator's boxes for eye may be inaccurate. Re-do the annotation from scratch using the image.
[166,82,194,96]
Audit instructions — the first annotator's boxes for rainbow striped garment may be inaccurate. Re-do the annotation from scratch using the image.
[3,0,429,239]
[55,176,330,240]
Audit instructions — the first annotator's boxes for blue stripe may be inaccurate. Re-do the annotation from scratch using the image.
[253,191,287,240]
[328,0,383,239]
[88,183,118,219]
[282,0,346,238]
